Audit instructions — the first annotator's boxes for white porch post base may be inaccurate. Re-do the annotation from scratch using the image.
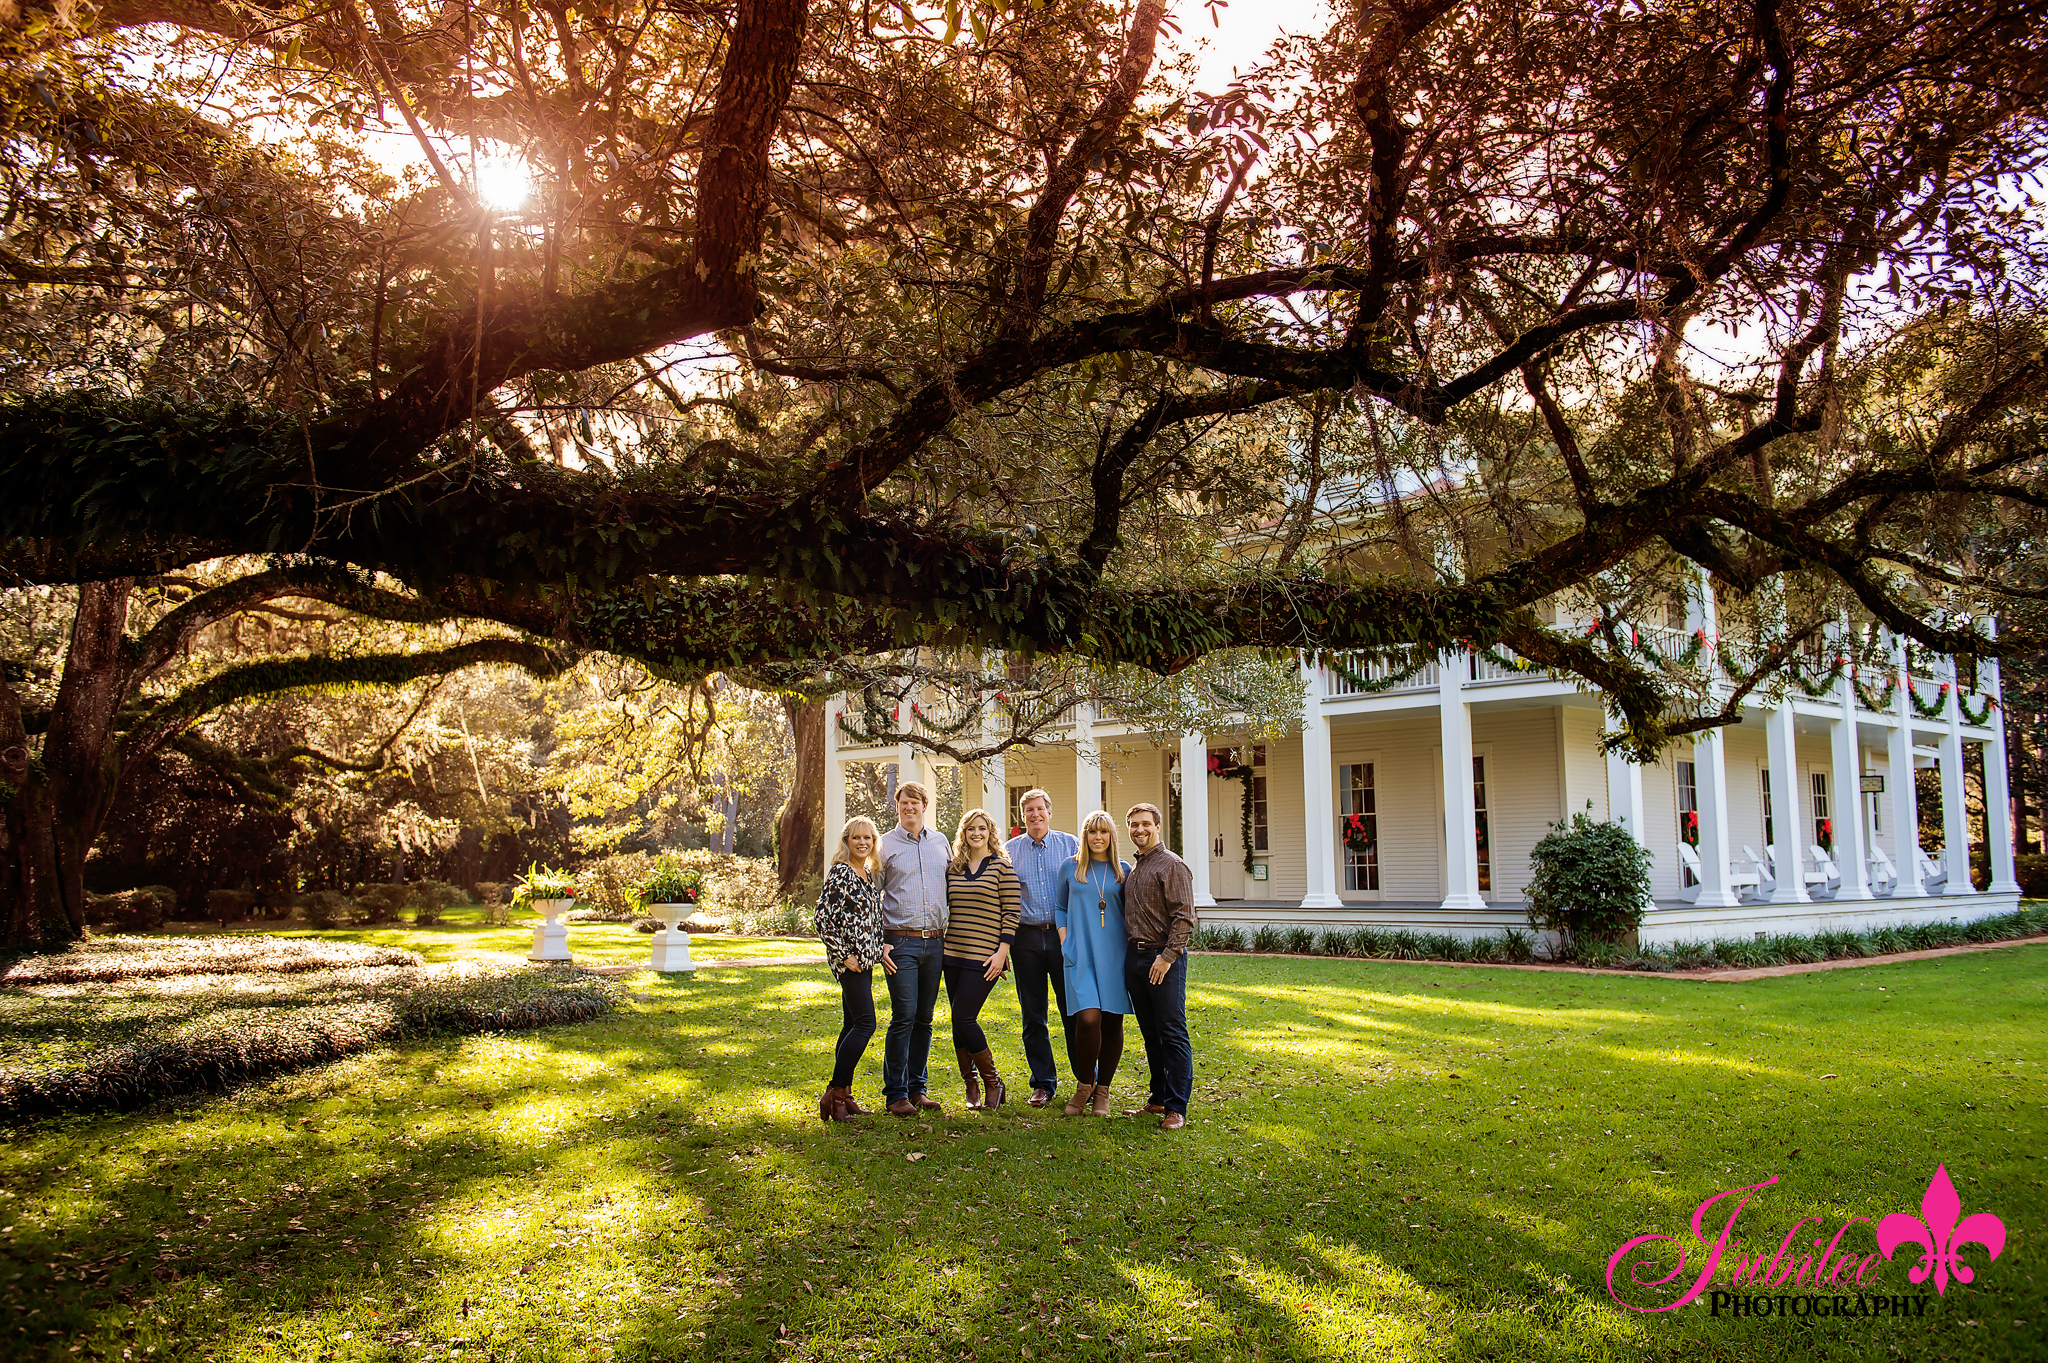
[1179,730,1216,906]
[528,900,573,961]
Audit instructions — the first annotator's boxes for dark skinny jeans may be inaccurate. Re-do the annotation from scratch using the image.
[942,956,1000,1053]
[830,966,877,1088]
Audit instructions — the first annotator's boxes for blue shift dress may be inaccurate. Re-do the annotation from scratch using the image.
[1056,856,1132,1015]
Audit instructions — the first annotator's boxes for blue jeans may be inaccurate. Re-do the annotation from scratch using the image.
[882,934,944,1101]
[1123,949,1192,1115]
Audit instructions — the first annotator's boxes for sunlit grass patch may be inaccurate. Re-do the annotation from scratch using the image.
[1,947,2043,1361]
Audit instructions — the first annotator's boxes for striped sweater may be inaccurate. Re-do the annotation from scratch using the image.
[943,857,1021,962]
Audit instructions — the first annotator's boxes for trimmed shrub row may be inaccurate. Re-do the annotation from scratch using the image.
[0,961,624,1116]
[0,935,421,986]
[1188,904,2048,972]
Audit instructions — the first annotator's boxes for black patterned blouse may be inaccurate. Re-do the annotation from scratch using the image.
[814,861,884,978]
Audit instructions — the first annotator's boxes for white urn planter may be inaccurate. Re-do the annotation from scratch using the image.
[647,904,696,972]
[527,898,574,961]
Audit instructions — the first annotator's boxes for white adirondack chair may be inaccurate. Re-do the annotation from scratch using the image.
[1741,844,1776,900]
[1808,843,1843,899]
[1916,846,1948,892]
[1768,844,1829,895]
[1867,844,1899,895]
[1676,842,1705,904]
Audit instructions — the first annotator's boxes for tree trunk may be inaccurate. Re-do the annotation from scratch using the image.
[776,695,824,897]
[3,581,134,949]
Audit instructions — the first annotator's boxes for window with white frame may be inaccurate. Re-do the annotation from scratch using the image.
[1340,762,1379,892]
[1811,770,1831,851]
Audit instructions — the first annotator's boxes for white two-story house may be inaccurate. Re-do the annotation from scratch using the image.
[822,594,2022,944]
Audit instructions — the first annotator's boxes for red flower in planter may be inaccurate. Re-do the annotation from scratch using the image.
[1681,809,1700,846]
[1818,817,1833,852]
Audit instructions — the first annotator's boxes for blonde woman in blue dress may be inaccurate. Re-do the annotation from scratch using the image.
[1056,810,1132,1117]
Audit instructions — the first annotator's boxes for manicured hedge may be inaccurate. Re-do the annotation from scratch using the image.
[0,960,624,1116]
[0,935,422,986]
[1187,903,2048,972]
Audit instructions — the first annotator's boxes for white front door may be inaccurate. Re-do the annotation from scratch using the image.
[1209,772,1245,899]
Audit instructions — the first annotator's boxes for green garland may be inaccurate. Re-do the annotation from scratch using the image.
[1208,754,1259,874]
[1853,671,1901,712]
[1958,692,1998,725]
[1326,650,1434,693]
[1786,656,1850,698]
[1632,626,1709,669]
[1907,679,1951,719]
[1473,644,1543,676]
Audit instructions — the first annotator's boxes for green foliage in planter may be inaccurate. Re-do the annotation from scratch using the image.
[1250,925,1285,953]
[1282,927,1316,955]
[512,865,578,906]
[636,856,703,908]
[1525,809,1653,950]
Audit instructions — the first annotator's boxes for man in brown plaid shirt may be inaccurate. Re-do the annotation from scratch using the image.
[1120,802,1196,1129]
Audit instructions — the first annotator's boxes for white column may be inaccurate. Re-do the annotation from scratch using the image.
[1690,575,1741,907]
[982,750,1008,829]
[1179,730,1215,906]
[1604,744,1648,846]
[1982,623,2020,894]
[1299,658,1343,908]
[1072,702,1098,831]
[893,691,918,804]
[1439,649,1486,910]
[1763,701,1811,903]
[1604,740,1653,910]
[822,695,847,861]
[1941,656,1977,894]
[1830,633,1872,900]
[1887,634,1927,896]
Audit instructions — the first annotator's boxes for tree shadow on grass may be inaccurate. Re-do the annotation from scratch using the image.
[3,955,2041,1362]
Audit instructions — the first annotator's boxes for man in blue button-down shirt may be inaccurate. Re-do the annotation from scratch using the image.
[877,781,952,1114]
[1004,789,1081,1107]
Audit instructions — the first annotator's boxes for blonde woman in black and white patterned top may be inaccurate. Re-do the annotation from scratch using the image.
[814,816,884,1122]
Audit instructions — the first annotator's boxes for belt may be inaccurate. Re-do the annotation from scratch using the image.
[1130,941,1166,954]
[1018,922,1058,931]
[885,929,941,939]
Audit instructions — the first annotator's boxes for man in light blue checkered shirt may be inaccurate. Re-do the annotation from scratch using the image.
[1003,789,1081,1107]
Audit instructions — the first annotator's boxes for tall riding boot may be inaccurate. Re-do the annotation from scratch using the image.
[971,1048,1007,1108]
[956,1048,983,1109]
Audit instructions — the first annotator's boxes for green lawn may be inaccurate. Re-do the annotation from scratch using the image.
[2,943,2042,1362]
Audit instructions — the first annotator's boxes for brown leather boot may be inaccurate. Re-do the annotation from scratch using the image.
[1062,1083,1096,1117]
[818,1087,839,1123]
[971,1048,1007,1108]
[838,1088,874,1117]
[912,1092,944,1112]
[1089,1084,1114,1117]
[957,1048,983,1109]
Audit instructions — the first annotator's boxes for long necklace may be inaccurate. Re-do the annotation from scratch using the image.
[1094,862,1107,928]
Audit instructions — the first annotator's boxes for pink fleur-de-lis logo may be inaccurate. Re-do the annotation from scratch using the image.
[1875,1164,2006,1296]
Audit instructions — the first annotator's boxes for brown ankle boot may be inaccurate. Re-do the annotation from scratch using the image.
[838,1088,873,1117]
[818,1086,839,1123]
[956,1048,983,1109]
[1062,1083,1096,1117]
[1089,1084,1114,1117]
[971,1048,1007,1107]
